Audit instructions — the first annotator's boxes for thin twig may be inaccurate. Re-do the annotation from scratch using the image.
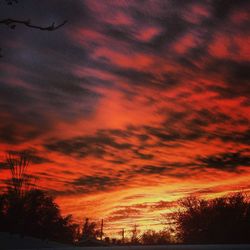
[0,18,67,31]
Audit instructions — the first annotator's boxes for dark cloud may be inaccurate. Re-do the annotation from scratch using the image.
[206,59,250,98]
[72,175,120,190]
[0,82,34,106]
[191,109,231,127]
[145,125,203,143]
[211,0,250,20]
[0,123,47,144]
[108,158,129,165]
[150,16,190,52]
[133,149,154,160]
[112,67,157,87]
[219,130,250,145]
[0,161,8,170]
[197,151,250,172]
[191,187,218,196]
[44,130,132,158]
[133,165,167,175]
[48,174,123,196]
[122,194,147,201]
[107,199,177,223]
[107,207,142,222]
[150,200,176,210]
[145,126,181,142]
[137,134,150,142]
[0,124,20,144]
[146,114,250,147]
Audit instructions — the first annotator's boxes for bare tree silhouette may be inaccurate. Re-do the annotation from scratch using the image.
[0,0,67,56]
[5,151,36,197]
[81,218,100,240]
[0,18,67,31]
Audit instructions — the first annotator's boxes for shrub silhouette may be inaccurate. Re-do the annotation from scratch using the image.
[141,229,172,245]
[0,188,78,243]
[175,193,250,244]
[81,218,101,240]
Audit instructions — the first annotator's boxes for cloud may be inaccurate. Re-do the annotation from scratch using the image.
[44,130,132,158]
[133,165,167,175]
[0,161,9,170]
[106,199,177,224]
[211,0,249,20]
[219,130,250,145]
[197,151,250,172]
[133,149,154,160]
[107,207,142,222]
[150,200,177,211]
[206,59,250,98]
[145,125,203,143]
[122,194,148,201]
[48,175,122,196]
[72,175,121,190]
[191,109,231,126]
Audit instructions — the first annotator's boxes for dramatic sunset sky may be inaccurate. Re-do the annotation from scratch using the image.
[0,0,250,237]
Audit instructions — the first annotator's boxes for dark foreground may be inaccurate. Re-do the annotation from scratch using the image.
[6,246,250,250]
[72,245,250,250]
[1,234,250,250]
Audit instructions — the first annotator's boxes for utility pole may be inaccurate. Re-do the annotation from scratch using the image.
[121,228,125,244]
[100,219,104,241]
[131,224,139,244]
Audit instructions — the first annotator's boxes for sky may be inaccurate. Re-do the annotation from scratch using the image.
[0,0,250,237]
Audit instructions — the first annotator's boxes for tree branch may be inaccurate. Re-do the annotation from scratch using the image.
[0,18,67,31]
